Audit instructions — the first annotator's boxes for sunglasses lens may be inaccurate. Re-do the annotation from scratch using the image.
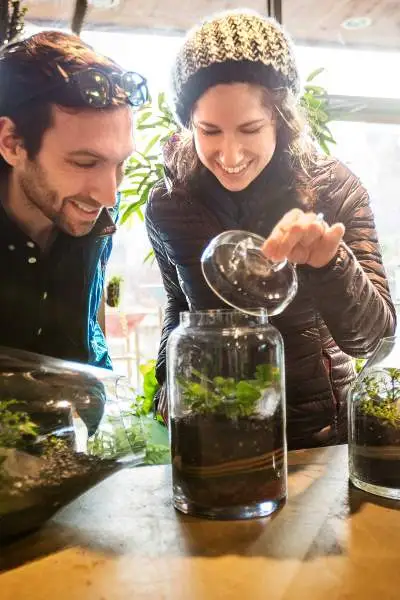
[77,70,111,107]
[122,72,149,107]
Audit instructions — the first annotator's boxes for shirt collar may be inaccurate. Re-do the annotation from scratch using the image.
[90,207,117,238]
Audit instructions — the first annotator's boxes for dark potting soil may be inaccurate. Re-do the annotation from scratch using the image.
[171,412,285,508]
[351,411,400,489]
[0,443,119,543]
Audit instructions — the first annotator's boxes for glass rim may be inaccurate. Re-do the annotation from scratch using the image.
[179,308,269,327]
[180,307,269,316]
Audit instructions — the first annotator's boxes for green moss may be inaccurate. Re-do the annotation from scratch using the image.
[0,399,38,449]
[360,397,400,428]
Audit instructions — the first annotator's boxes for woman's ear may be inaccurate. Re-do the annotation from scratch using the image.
[0,117,25,167]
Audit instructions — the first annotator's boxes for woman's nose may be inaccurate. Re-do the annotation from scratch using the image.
[217,138,244,167]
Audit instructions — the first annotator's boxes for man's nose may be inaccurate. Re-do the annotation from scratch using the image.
[90,171,119,208]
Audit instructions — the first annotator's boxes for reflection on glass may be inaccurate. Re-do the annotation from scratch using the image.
[201,230,298,316]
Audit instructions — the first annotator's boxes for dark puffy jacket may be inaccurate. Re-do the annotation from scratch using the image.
[145,156,396,449]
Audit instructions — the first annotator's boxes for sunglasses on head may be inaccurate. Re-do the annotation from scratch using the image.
[0,41,149,110]
[64,67,149,109]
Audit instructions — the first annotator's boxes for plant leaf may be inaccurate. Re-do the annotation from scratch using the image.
[306,67,325,82]
[143,249,155,263]
[120,199,146,224]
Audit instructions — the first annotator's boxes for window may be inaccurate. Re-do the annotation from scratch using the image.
[330,121,400,310]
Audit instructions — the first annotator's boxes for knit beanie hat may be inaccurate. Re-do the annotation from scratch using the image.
[171,10,300,127]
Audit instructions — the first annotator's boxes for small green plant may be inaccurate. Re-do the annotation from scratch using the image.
[300,68,336,154]
[132,360,160,416]
[106,275,123,308]
[143,442,171,465]
[0,399,38,449]
[359,368,400,428]
[300,68,360,154]
[130,360,169,463]
[88,360,169,464]
[355,358,366,374]
[88,415,146,459]
[178,364,280,418]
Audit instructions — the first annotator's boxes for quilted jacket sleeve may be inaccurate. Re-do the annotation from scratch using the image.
[145,187,189,386]
[304,159,396,357]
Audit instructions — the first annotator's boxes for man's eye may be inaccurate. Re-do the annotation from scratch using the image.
[73,162,97,169]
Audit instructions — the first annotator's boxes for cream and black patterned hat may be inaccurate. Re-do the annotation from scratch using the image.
[171,10,300,126]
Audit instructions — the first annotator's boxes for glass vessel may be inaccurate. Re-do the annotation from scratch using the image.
[349,336,400,499]
[201,230,298,316]
[0,347,143,542]
[167,309,286,520]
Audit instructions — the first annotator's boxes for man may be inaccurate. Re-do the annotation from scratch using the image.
[0,30,148,368]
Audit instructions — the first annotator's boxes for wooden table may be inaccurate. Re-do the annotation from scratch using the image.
[1,444,400,600]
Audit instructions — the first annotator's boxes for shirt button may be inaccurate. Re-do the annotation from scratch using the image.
[28,257,37,264]
[37,328,42,336]
[8,245,15,251]
[27,241,35,248]
[43,292,48,300]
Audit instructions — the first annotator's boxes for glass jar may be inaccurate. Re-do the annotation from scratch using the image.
[0,347,144,542]
[349,336,400,499]
[167,309,287,519]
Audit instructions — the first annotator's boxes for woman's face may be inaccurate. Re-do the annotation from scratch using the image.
[192,83,276,192]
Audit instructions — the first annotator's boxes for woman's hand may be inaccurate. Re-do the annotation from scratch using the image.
[262,209,345,268]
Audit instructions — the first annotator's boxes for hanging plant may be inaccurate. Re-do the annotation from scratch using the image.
[106,275,123,308]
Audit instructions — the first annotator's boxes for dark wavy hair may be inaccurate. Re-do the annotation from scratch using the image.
[164,85,317,209]
[0,30,126,175]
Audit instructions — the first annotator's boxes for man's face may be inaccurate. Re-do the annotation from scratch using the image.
[16,104,134,237]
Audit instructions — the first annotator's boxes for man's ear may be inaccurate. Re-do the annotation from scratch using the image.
[0,117,26,167]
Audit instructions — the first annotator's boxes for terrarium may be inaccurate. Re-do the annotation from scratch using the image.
[167,309,286,520]
[167,228,302,519]
[0,347,143,542]
[349,336,400,499]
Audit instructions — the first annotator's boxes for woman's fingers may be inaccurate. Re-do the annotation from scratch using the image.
[263,210,325,262]
[262,209,345,268]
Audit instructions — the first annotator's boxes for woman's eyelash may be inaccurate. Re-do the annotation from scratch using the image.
[241,127,263,134]
[201,128,263,136]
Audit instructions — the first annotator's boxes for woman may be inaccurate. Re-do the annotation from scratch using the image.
[145,10,396,449]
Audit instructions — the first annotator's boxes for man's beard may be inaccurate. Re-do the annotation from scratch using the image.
[18,159,100,237]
